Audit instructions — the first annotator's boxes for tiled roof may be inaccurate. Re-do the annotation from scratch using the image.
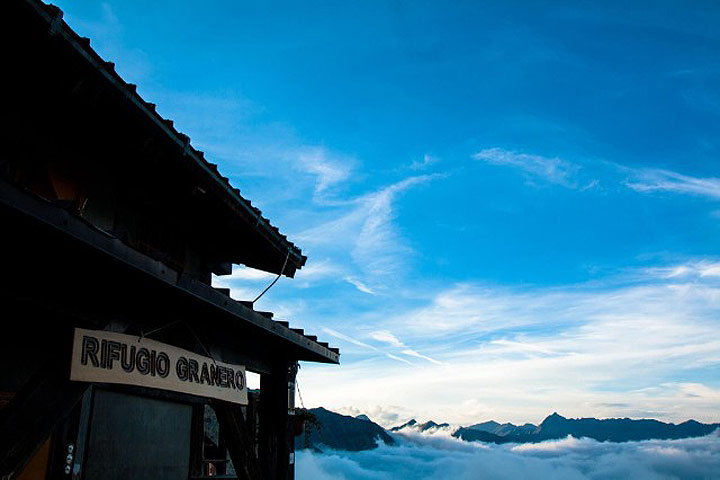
[31,0,306,274]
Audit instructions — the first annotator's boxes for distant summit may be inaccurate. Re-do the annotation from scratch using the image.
[468,420,538,436]
[390,419,417,431]
[390,419,449,432]
[454,412,720,444]
[534,412,719,442]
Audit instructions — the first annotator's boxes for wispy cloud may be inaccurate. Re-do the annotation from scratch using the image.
[370,331,406,348]
[643,260,720,279]
[218,265,277,282]
[625,168,720,200]
[351,175,440,278]
[410,154,439,171]
[401,349,444,365]
[299,261,720,425]
[335,404,417,427]
[370,330,443,364]
[386,354,415,366]
[344,277,376,295]
[295,147,355,199]
[474,148,720,203]
[321,328,421,367]
[322,327,378,351]
[297,174,441,281]
[473,148,595,189]
[297,259,344,280]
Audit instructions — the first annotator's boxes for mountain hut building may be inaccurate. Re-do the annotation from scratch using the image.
[0,1,339,479]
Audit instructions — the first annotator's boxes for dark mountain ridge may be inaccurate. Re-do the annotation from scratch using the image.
[390,419,449,432]
[295,407,394,452]
[468,420,539,436]
[453,412,720,444]
[296,408,720,453]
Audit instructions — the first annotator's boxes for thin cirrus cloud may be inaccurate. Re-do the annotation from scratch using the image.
[473,147,595,189]
[625,168,720,200]
[370,330,443,364]
[207,143,441,294]
[296,174,442,281]
[344,277,376,295]
[295,147,355,200]
[213,259,344,298]
[643,261,720,279]
[409,153,439,171]
[321,328,424,367]
[370,330,406,348]
[475,147,720,204]
[298,261,720,425]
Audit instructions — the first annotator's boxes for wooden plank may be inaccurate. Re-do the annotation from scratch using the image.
[189,405,205,479]
[69,328,249,405]
[258,363,297,480]
[213,400,263,480]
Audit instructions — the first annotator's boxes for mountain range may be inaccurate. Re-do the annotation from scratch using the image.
[296,408,720,452]
[389,419,450,432]
[295,407,394,452]
[454,412,720,444]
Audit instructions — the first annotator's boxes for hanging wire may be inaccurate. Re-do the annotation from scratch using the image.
[137,320,216,365]
[296,377,306,409]
[183,321,217,364]
[252,249,290,305]
[138,319,182,342]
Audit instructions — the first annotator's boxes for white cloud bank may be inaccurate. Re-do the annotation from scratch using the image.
[297,432,720,480]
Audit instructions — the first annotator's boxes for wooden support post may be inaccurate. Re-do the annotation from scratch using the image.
[213,400,263,480]
[189,405,205,479]
[247,391,259,457]
[258,363,297,480]
[0,364,88,479]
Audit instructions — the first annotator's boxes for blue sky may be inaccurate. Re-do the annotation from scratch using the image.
[57,0,720,425]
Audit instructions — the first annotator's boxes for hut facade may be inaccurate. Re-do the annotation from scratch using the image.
[0,1,338,479]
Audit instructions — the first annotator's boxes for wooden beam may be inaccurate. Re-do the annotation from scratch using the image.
[213,400,263,480]
[0,180,339,365]
[258,363,297,480]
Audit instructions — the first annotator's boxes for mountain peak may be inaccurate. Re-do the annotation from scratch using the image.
[389,418,418,431]
[543,412,566,422]
[297,407,394,452]
[539,412,568,433]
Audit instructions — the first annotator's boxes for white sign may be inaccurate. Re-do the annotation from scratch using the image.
[70,328,247,405]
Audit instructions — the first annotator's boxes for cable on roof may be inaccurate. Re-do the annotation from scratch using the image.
[251,249,290,306]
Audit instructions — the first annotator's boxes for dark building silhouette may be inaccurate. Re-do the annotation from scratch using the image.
[0,1,339,479]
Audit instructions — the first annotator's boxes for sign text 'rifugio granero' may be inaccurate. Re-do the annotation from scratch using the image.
[70,328,247,404]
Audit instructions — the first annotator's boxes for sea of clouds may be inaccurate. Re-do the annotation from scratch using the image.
[296,429,720,480]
